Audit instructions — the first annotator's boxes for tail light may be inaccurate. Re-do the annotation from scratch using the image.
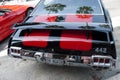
[91,55,114,68]
[10,47,22,56]
[93,58,110,63]
[11,49,21,54]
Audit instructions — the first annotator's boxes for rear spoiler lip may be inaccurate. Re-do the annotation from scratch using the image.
[12,22,112,32]
[12,37,113,44]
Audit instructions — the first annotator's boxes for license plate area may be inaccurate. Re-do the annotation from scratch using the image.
[46,58,64,65]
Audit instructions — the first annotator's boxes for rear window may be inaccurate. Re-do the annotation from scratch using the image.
[32,0,103,15]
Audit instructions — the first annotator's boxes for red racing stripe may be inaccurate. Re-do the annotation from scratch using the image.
[60,30,92,51]
[33,14,92,22]
[34,15,57,22]
[65,14,92,22]
[23,30,50,48]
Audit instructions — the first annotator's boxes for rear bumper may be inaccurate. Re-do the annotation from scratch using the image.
[8,46,116,69]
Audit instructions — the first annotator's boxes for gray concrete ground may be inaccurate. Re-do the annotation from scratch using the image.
[0,0,120,80]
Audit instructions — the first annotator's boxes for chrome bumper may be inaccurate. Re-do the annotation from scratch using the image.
[9,47,116,69]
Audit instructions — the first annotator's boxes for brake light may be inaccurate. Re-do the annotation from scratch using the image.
[93,58,110,63]
[10,47,22,54]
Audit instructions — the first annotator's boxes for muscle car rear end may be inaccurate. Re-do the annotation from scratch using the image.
[8,0,116,69]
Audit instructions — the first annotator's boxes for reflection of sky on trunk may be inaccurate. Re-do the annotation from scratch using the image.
[13,36,108,43]
[22,36,92,42]
[44,0,53,5]
[14,22,110,31]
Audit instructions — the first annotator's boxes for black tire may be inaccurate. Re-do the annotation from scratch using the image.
[26,7,33,17]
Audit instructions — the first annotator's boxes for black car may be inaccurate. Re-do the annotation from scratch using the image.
[8,0,116,69]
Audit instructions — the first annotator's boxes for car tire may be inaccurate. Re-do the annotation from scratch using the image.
[26,8,33,17]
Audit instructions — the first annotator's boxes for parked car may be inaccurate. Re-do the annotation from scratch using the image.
[0,4,33,41]
[8,0,116,69]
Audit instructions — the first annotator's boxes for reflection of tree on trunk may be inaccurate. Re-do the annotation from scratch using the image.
[99,24,109,28]
[44,3,66,14]
[76,6,94,19]
[55,16,65,22]
[76,6,94,39]
[76,6,94,14]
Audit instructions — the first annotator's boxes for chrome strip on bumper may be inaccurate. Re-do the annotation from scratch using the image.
[9,47,116,69]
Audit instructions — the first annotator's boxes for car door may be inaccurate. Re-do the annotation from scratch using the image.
[0,11,17,41]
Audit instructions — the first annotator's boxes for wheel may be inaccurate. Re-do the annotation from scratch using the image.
[26,8,33,17]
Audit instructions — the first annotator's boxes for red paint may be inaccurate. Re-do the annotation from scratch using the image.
[34,14,92,22]
[0,5,31,41]
[34,15,57,22]
[60,30,92,51]
[65,14,92,22]
[0,5,29,11]
[23,30,50,48]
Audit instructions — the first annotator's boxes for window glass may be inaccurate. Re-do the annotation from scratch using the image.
[32,0,103,15]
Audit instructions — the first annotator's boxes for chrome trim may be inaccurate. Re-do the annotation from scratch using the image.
[10,52,21,56]
[98,0,104,15]
[21,56,36,61]
[91,55,115,68]
[9,48,116,69]
[10,47,21,50]
[92,55,113,59]
[10,47,21,57]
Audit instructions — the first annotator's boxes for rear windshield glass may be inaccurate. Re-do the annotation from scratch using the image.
[32,0,103,15]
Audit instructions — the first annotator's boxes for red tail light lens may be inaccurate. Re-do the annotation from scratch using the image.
[93,57,110,63]
[105,59,110,63]
[11,49,21,54]
[93,58,99,62]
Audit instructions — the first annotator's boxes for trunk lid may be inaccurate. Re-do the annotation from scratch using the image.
[22,29,92,51]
